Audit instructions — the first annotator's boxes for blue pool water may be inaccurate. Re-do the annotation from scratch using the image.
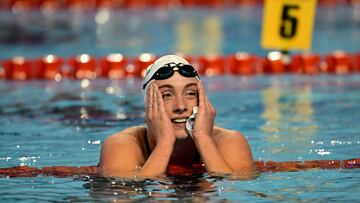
[1,4,360,202]
[1,75,360,202]
[0,5,359,59]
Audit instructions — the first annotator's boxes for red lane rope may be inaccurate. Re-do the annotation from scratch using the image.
[1,52,359,80]
[1,158,359,178]
[0,0,356,10]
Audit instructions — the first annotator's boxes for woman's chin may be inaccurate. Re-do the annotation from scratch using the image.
[174,129,189,139]
[172,123,188,139]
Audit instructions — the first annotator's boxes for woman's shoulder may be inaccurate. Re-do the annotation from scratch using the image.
[99,126,148,172]
[104,125,147,145]
[213,126,247,143]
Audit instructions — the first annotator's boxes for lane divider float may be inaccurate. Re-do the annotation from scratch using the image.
[0,0,357,11]
[1,51,359,80]
[0,158,359,178]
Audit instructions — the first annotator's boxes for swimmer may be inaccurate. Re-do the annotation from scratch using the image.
[99,55,255,178]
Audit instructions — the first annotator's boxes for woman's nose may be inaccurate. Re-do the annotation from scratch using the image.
[173,95,187,114]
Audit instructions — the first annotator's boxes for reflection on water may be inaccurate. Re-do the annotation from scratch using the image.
[84,174,225,202]
[1,76,360,201]
[176,12,223,55]
[261,78,318,157]
[1,6,359,59]
[0,9,82,44]
[0,80,145,129]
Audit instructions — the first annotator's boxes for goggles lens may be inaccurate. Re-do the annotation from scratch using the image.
[143,63,198,89]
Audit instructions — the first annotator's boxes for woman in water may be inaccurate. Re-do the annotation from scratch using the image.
[99,55,254,178]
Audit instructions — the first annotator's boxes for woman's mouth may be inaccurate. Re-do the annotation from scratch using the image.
[171,117,188,124]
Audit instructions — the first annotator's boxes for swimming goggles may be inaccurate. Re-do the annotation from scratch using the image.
[142,62,199,89]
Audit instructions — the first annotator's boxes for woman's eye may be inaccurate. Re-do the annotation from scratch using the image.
[185,91,197,98]
[162,92,173,99]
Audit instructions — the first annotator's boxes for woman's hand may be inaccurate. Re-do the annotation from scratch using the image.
[145,82,176,144]
[193,81,216,139]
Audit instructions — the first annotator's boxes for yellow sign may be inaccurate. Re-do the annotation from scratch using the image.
[261,0,317,50]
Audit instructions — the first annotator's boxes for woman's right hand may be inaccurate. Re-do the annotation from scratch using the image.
[145,82,176,145]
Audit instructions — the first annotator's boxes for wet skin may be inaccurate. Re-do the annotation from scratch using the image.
[99,72,255,178]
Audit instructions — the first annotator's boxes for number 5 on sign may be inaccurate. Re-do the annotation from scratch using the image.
[261,0,317,50]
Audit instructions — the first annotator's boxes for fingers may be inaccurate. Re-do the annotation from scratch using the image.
[197,80,211,109]
[153,83,159,112]
[154,83,170,122]
[154,83,166,114]
[146,82,153,116]
[197,80,206,108]
[197,81,215,115]
[151,83,158,113]
[146,82,167,119]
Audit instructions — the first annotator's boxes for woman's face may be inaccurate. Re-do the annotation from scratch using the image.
[154,72,199,139]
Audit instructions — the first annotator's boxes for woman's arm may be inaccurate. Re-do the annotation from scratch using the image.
[99,128,146,177]
[100,83,176,178]
[99,127,174,178]
[193,81,255,176]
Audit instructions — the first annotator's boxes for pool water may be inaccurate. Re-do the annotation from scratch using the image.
[1,75,360,202]
[0,5,359,59]
[1,3,360,202]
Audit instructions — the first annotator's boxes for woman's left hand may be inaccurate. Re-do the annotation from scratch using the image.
[193,81,216,139]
